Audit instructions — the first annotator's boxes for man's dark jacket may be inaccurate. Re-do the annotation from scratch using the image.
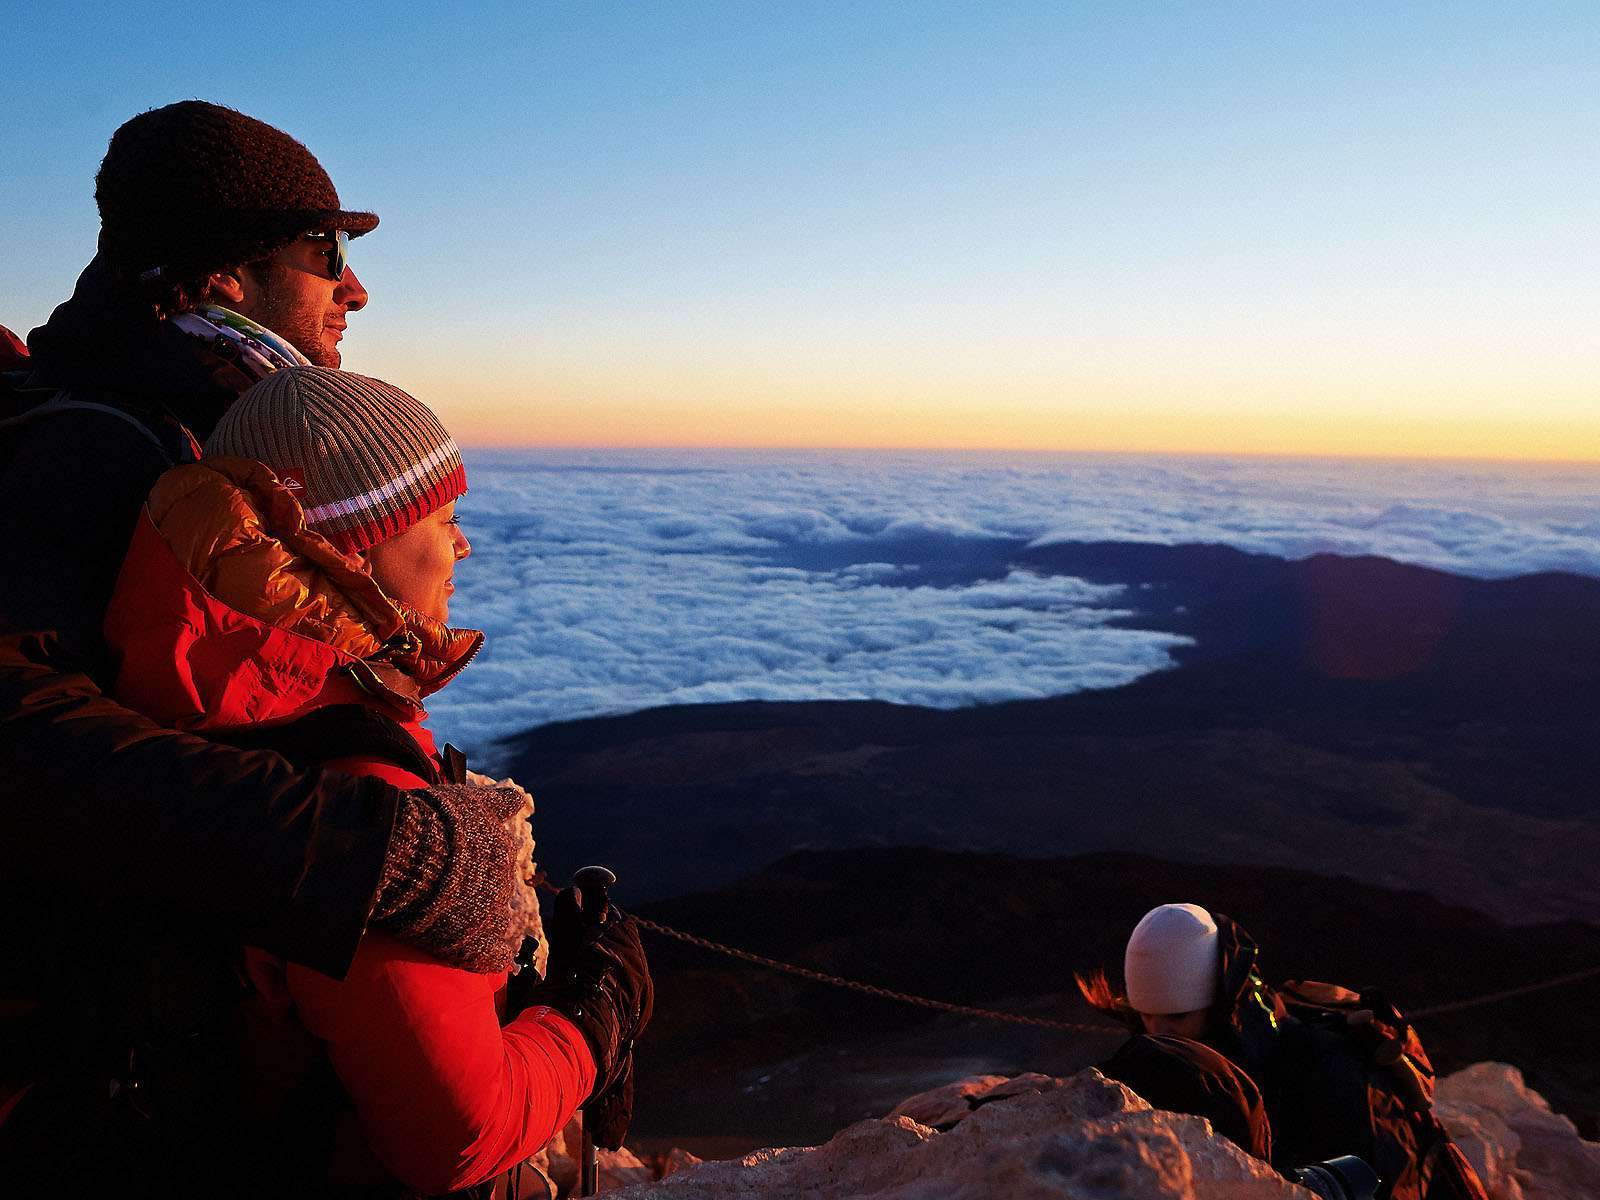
[0,260,401,1188]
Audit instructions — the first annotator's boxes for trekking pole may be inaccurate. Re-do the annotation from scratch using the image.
[574,865,616,1199]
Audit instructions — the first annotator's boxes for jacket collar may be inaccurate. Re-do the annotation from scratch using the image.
[150,457,484,714]
[28,256,250,440]
[211,457,485,707]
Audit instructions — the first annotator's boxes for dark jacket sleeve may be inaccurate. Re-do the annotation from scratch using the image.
[0,410,398,976]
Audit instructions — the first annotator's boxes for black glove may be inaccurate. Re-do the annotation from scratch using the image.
[586,1052,637,1152]
[511,885,653,1149]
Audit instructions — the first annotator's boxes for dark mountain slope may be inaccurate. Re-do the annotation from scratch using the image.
[506,546,1600,918]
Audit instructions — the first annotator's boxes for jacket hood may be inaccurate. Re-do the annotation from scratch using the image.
[1215,913,1261,1015]
[27,255,241,437]
[105,456,482,731]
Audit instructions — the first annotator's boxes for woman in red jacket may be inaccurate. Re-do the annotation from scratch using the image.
[103,364,649,1196]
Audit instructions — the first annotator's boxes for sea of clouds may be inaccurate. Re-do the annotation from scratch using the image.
[431,450,1600,765]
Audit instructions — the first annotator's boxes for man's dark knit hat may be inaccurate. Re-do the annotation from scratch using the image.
[95,100,378,281]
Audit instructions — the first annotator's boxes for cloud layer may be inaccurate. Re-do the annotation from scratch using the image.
[430,450,1600,765]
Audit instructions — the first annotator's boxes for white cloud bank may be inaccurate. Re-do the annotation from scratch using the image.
[429,450,1600,765]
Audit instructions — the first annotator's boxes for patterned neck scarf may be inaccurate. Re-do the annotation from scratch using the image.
[169,304,311,388]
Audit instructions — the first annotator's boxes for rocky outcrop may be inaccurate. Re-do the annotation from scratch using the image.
[1437,1063,1600,1200]
[605,1062,1600,1199]
[886,1072,1050,1130]
[610,1069,1301,1198]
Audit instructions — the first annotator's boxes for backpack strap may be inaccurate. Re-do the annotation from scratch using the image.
[0,387,200,465]
[1422,1140,1492,1200]
[213,704,442,785]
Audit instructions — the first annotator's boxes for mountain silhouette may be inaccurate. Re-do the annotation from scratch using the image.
[506,545,1600,922]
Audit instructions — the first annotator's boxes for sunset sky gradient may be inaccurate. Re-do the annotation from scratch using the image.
[4,2,1598,460]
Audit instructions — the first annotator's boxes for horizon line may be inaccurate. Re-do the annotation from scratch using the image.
[453,441,1600,468]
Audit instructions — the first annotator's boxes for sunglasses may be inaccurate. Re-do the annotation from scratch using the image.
[302,229,350,281]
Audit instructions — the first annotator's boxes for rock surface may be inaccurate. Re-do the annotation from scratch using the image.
[606,1062,1600,1199]
[886,1072,1051,1130]
[610,1069,1302,1198]
[1437,1062,1600,1200]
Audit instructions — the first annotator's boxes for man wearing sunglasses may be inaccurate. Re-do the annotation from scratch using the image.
[213,227,364,369]
[0,102,532,1188]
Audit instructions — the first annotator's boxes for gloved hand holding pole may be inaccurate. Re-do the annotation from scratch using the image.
[575,865,614,1198]
[507,864,653,1196]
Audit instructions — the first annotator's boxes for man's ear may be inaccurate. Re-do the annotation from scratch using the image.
[201,269,247,306]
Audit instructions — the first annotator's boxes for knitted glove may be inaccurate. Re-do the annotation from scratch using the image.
[369,784,529,973]
[510,886,654,1150]
[466,770,548,979]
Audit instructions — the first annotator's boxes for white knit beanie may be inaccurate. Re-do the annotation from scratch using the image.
[1124,903,1220,1015]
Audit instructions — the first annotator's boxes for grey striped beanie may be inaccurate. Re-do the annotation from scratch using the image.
[207,366,466,554]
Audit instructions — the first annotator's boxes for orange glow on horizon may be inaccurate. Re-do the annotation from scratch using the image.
[365,338,1600,466]
[432,395,1600,465]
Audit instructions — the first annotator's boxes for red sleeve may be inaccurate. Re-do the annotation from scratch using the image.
[286,934,596,1193]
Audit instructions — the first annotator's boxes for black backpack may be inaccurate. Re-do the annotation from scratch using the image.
[1,372,198,467]
[1268,979,1488,1200]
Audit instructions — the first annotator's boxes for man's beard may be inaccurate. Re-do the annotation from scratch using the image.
[237,263,340,368]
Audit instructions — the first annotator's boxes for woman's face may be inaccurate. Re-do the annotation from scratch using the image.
[365,501,470,622]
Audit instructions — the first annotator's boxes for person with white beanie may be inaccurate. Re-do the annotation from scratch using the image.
[1123,902,1221,1038]
[1074,902,1274,1162]
[1077,903,1489,1200]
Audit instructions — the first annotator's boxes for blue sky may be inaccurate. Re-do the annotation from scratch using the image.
[5,3,1599,457]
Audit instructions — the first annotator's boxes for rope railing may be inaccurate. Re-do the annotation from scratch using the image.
[1408,963,1600,1018]
[544,874,1600,1028]
[625,909,1600,1028]
[631,912,1123,1035]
